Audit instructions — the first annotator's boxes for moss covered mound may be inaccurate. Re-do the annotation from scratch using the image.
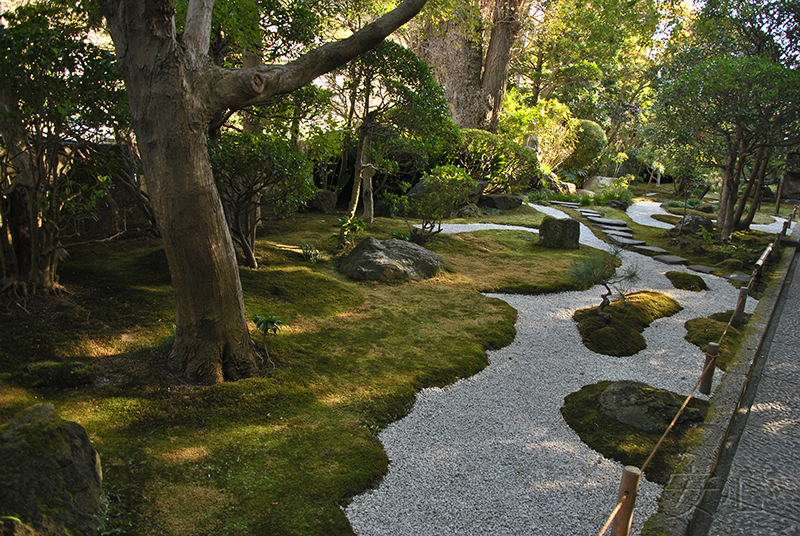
[561,381,709,485]
[684,311,749,371]
[573,291,682,356]
[666,271,709,292]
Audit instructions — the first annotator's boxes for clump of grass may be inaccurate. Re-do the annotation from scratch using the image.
[561,381,708,484]
[684,311,749,371]
[573,291,682,356]
[665,271,709,292]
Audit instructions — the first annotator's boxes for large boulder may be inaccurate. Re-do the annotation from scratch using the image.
[538,216,580,249]
[542,174,576,195]
[581,176,616,193]
[457,203,482,218]
[675,214,714,233]
[0,404,105,536]
[598,381,706,433]
[478,194,525,210]
[308,189,337,213]
[339,237,446,281]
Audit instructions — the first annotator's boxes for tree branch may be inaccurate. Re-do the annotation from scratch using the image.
[184,0,215,62]
[209,0,428,111]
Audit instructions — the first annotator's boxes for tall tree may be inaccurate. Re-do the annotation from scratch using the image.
[409,0,528,132]
[652,0,800,241]
[98,0,428,384]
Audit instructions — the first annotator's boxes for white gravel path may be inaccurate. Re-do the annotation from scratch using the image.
[345,203,762,536]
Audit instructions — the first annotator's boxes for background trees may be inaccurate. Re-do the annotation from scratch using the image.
[0,3,125,297]
[652,0,800,241]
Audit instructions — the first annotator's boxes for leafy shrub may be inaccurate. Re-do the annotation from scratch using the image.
[390,165,476,245]
[560,119,607,172]
[209,132,315,267]
[454,130,540,193]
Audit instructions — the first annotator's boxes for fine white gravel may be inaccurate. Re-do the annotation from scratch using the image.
[345,202,762,536]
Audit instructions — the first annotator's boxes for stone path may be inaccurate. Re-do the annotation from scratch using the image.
[690,224,800,536]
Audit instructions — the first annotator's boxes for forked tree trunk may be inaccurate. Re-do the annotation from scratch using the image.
[414,0,525,132]
[100,0,429,383]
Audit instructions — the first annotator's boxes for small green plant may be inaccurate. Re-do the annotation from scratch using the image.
[253,313,284,368]
[390,231,410,241]
[301,243,321,263]
[333,216,366,248]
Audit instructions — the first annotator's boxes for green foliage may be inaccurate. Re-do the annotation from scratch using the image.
[208,131,314,264]
[0,2,126,292]
[529,99,580,172]
[391,165,476,245]
[560,119,607,172]
[300,244,321,263]
[455,130,541,193]
[253,313,284,337]
[333,216,366,248]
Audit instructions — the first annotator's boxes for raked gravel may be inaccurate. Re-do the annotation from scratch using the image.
[345,202,762,536]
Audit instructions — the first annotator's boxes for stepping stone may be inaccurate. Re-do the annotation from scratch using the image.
[600,226,633,235]
[688,265,716,274]
[587,216,627,227]
[634,245,669,255]
[653,254,689,265]
[579,210,604,218]
[727,272,752,283]
[608,235,647,246]
[550,201,581,209]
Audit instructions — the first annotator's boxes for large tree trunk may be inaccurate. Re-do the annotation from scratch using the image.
[414,0,525,132]
[100,0,428,383]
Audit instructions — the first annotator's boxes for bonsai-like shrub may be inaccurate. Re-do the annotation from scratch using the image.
[390,165,476,245]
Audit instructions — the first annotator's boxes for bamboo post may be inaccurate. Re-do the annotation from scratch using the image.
[732,287,748,326]
[611,466,642,536]
[700,342,719,395]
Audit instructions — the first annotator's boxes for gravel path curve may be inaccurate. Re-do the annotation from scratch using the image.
[345,203,760,536]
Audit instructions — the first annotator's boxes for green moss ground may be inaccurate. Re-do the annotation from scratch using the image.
[573,291,683,356]
[665,271,709,292]
[561,381,709,485]
[684,311,750,371]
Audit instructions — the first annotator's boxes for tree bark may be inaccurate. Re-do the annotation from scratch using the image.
[414,0,525,132]
[99,0,429,383]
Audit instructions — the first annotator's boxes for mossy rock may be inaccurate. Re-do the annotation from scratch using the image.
[684,311,748,371]
[665,271,709,292]
[598,381,706,432]
[573,291,682,356]
[15,361,95,389]
[561,381,709,484]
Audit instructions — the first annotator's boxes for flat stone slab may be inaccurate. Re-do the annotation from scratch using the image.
[600,225,633,235]
[549,201,581,209]
[727,271,752,283]
[653,254,689,265]
[587,216,627,227]
[608,235,647,246]
[634,245,669,255]
[579,210,605,218]
[688,264,717,274]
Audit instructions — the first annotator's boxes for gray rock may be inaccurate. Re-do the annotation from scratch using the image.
[575,189,596,198]
[606,200,629,211]
[599,381,706,433]
[308,189,337,213]
[581,176,616,193]
[693,202,715,214]
[675,214,714,233]
[543,174,576,195]
[0,404,105,536]
[716,258,744,271]
[457,203,482,218]
[538,216,580,249]
[478,194,525,210]
[339,237,446,281]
